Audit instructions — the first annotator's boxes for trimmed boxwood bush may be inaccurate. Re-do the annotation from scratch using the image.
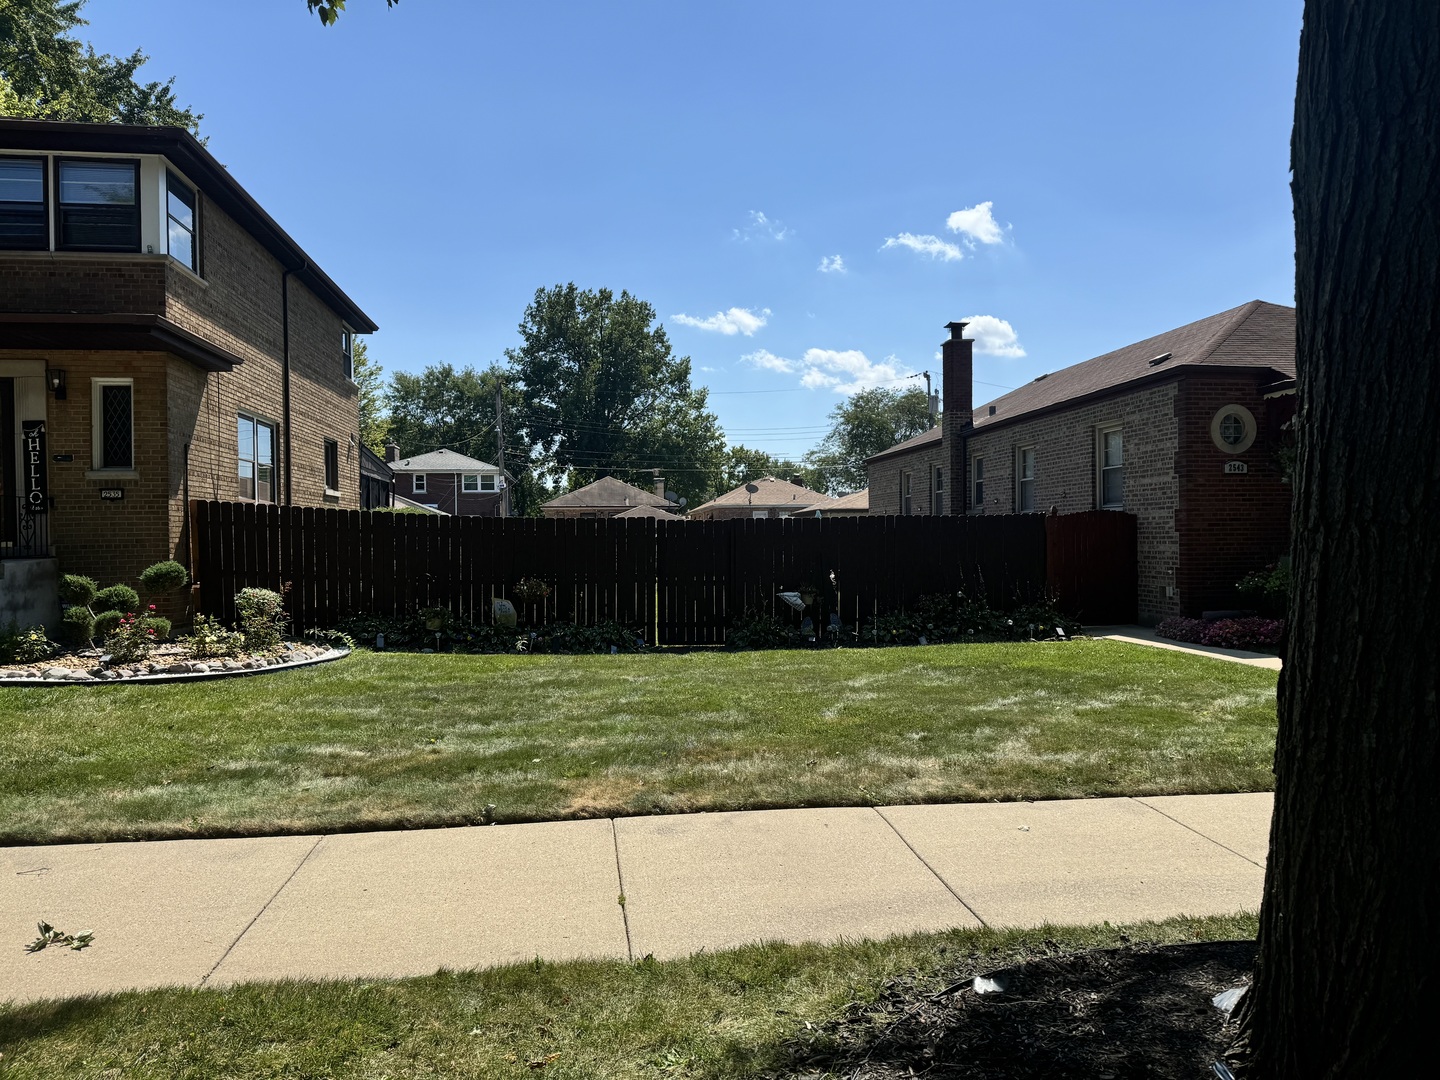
[59,605,96,648]
[94,584,140,615]
[93,610,124,640]
[59,575,98,608]
[139,560,189,594]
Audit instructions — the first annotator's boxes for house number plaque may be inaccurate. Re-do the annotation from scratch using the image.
[100,488,125,501]
[21,420,47,512]
[1224,460,1248,474]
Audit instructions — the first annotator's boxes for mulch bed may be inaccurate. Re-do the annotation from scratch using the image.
[776,940,1254,1079]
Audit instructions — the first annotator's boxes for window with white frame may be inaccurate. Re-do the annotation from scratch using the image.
[1016,446,1036,512]
[972,455,984,512]
[341,329,354,380]
[1098,426,1124,509]
[412,473,427,494]
[462,473,480,492]
[91,378,134,470]
[932,466,944,515]
[480,473,497,491]
[237,413,277,502]
[901,471,913,516]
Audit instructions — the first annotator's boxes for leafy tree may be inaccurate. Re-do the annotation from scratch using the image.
[1227,1,1440,1076]
[387,362,545,517]
[306,0,400,26]
[803,386,933,493]
[722,445,822,492]
[0,0,200,131]
[350,339,390,456]
[504,284,726,508]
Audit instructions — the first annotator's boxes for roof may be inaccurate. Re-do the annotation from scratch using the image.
[823,488,870,513]
[0,312,243,372]
[542,475,668,509]
[691,476,838,515]
[0,118,377,333]
[359,443,393,481]
[392,494,447,514]
[390,448,498,473]
[972,300,1295,430]
[615,503,681,519]
[866,426,941,465]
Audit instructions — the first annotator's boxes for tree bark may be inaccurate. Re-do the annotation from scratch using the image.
[1232,1,1440,1075]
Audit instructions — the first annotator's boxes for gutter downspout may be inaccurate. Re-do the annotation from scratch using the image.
[281,262,308,506]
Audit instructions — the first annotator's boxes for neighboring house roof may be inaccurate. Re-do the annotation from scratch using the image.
[866,426,941,464]
[823,488,870,513]
[359,444,393,482]
[690,476,839,515]
[0,118,377,333]
[614,503,681,519]
[393,494,447,514]
[389,448,499,473]
[972,300,1295,431]
[542,475,668,510]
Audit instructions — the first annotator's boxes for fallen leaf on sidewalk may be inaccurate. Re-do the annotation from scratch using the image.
[24,921,95,953]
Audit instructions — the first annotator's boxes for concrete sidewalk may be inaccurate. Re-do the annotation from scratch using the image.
[1,793,1272,1004]
[1087,625,1283,670]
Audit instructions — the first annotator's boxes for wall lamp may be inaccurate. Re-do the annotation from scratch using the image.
[46,368,67,400]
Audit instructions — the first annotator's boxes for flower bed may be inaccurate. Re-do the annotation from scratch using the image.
[1155,615,1284,651]
[0,640,345,684]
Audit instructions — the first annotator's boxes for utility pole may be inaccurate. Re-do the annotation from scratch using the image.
[923,371,937,426]
[495,378,507,517]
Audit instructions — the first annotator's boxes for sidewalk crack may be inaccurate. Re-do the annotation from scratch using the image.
[872,808,988,928]
[1131,798,1266,869]
[610,820,634,962]
[199,834,325,986]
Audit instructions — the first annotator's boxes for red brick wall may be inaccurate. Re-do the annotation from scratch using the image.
[865,439,948,516]
[1174,376,1294,614]
[394,472,505,516]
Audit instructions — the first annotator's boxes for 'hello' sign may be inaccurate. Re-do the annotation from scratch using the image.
[22,420,47,512]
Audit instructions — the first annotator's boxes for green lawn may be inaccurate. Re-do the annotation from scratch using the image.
[0,914,1256,1080]
[0,640,1278,845]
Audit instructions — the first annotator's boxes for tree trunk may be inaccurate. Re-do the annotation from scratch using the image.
[1232,1,1440,1075]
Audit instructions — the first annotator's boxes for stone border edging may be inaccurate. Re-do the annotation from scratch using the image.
[0,647,350,687]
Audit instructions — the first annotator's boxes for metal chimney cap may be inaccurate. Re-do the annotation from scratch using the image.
[944,320,969,340]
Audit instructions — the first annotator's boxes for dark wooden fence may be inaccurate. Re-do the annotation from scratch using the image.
[189,501,1135,644]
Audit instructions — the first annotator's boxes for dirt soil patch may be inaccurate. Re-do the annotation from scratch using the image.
[777,939,1254,1079]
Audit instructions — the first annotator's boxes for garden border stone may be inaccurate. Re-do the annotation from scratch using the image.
[0,647,350,687]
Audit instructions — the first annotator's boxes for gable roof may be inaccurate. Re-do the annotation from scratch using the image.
[972,300,1295,431]
[542,475,668,509]
[691,477,838,514]
[389,448,498,473]
[866,425,941,464]
[615,503,681,519]
[823,488,870,513]
[0,118,377,333]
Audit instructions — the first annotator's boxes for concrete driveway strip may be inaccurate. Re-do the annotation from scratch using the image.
[207,818,627,986]
[1136,792,1274,866]
[879,797,1265,929]
[0,835,317,1004]
[614,807,980,960]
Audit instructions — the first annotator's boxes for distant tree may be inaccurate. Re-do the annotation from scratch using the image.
[722,445,822,492]
[504,284,726,508]
[306,0,399,27]
[1226,1,1440,1076]
[0,0,201,131]
[351,339,390,457]
[803,386,933,493]
[387,362,545,517]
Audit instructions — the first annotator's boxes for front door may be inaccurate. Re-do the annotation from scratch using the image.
[0,372,49,558]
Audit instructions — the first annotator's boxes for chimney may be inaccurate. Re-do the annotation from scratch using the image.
[653,475,666,498]
[942,321,974,514]
[385,442,401,463]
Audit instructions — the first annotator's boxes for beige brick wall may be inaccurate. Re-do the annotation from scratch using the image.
[866,440,949,516]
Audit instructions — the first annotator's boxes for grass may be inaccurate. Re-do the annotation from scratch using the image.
[0,640,1278,845]
[0,914,1258,1079]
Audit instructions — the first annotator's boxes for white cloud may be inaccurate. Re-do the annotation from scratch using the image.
[946,201,1005,246]
[797,348,905,394]
[672,306,770,336]
[818,254,846,274]
[740,348,795,374]
[881,232,964,262]
[734,210,790,241]
[963,314,1026,358]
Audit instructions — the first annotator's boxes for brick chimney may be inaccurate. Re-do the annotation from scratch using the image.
[653,475,666,498]
[385,442,401,463]
[942,321,973,514]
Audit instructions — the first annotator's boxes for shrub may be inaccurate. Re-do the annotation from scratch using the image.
[106,612,159,664]
[1,623,58,665]
[92,610,124,640]
[184,615,247,660]
[59,605,96,648]
[142,614,172,641]
[1155,616,1207,644]
[305,628,355,651]
[1199,617,1284,650]
[1237,563,1291,617]
[59,575,98,607]
[94,584,140,615]
[140,560,189,594]
[729,610,801,650]
[511,577,552,605]
[234,587,288,650]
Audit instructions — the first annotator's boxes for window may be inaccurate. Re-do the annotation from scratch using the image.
[901,471,913,516]
[166,170,197,272]
[238,413,278,502]
[91,379,134,470]
[0,156,48,250]
[412,473,427,494]
[932,466,944,516]
[324,438,339,492]
[1016,446,1036,512]
[480,473,497,492]
[341,329,354,380]
[462,473,480,493]
[972,456,985,511]
[1210,404,1257,454]
[1098,426,1124,509]
[57,159,140,251]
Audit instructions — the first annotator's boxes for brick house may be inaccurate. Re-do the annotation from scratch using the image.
[384,446,509,516]
[541,475,670,519]
[689,476,838,520]
[866,301,1296,622]
[0,118,377,624]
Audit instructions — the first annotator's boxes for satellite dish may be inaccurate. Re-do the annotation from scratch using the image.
[678,496,688,507]
[744,483,760,494]
[665,491,679,502]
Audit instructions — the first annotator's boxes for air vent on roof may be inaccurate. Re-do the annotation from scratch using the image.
[1148,351,1173,367]
[1033,373,1049,382]
[988,405,997,416]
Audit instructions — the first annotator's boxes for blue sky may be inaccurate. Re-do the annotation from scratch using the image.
[84,0,1302,461]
